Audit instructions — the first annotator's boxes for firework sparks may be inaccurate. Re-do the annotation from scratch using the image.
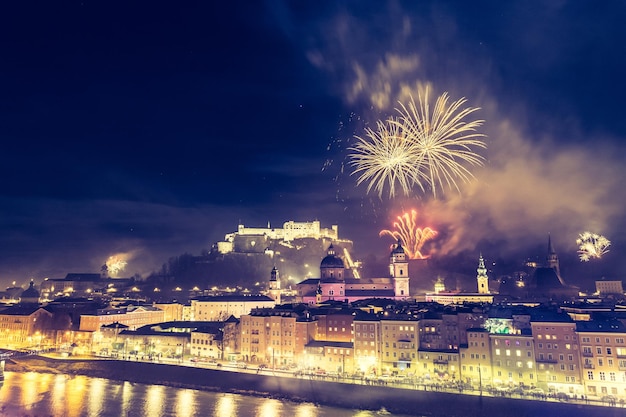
[106,255,128,276]
[393,87,486,198]
[349,87,486,199]
[379,209,438,259]
[576,232,611,262]
[349,118,422,198]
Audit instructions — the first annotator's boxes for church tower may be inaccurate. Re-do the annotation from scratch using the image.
[476,254,489,294]
[434,277,446,294]
[269,266,281,304]
[319,244,345,301]
[546,234,567,286]
[390,240,410,298]
[546,234,560,276]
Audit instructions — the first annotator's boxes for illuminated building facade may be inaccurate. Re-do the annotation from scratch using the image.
[0,306,53,349]
[217,220,342,254]
[380,317,419,375]
[315,310,354,342]
[152,302,184,322]
[39,273,134,299]
[190,295,275,321]
[190,327,223,359]
[530,314,583,395]
[489,332,536,388]
[238,308,297,366]
[304,340,354,374]
[353,313,382,374]
[595,279,624,296]
[417,311,463,380]
[424,255,494,304]
[79,305,165,331]
[460,328,492,387]
[101,327,189,359]
[297,243,411,304]
[576,320,626,398]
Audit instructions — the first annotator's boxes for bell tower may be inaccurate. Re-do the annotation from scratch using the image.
[269,266,281,304]
[390,240,410,298]
[476,254,489,294]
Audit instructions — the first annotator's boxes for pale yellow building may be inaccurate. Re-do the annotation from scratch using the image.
[489,332,537,388]
[239,308,297,366]
[577,320,626,399]
[595,280,624,296]
[153,302,184,322]
[380,316,419,376]
[191,295,274,321]
[460,328,492,388]
[303,340,354,374]
[190,328,222,359]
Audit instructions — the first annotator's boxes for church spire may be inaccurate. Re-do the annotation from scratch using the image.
[548,233,556,255]
[546,233,563,284]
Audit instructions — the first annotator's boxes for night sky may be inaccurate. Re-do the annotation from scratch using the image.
[1,1,626,289]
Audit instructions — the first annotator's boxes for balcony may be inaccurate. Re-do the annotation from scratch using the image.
[433,358,449,365]
[581,351,594,357]
[583,363,595,369]
[536,358,558,364]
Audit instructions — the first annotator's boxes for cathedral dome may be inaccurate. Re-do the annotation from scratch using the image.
[20,281,40,304]
[320,253,345,268]
[320,244,344,268]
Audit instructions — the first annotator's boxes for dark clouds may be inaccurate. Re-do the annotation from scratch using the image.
[1,1,625,287]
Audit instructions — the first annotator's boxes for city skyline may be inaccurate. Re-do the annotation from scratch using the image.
[1,2,626,287]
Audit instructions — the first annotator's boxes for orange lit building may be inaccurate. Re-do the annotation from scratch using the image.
[530,312,583,395]
[0,305,54,349]
[353,312,382,375]
[79,305,165,331]
[239,308,297,366]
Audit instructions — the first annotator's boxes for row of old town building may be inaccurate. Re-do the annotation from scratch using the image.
[1,283,626,401]
[0,242,625,402]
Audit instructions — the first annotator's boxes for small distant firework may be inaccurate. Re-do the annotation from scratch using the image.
[576,232,610,262]
[379,209,438,259]
[349,86,486,199]
[106,255,128,276]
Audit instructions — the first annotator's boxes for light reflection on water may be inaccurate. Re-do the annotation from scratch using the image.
[0,372,410,417]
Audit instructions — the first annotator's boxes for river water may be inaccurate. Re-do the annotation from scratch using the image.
[0,372,411,417]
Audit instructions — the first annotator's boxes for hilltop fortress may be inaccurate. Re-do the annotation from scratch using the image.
[216,220,347,254]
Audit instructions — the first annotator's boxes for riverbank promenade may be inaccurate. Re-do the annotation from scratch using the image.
[5,353,625,417]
